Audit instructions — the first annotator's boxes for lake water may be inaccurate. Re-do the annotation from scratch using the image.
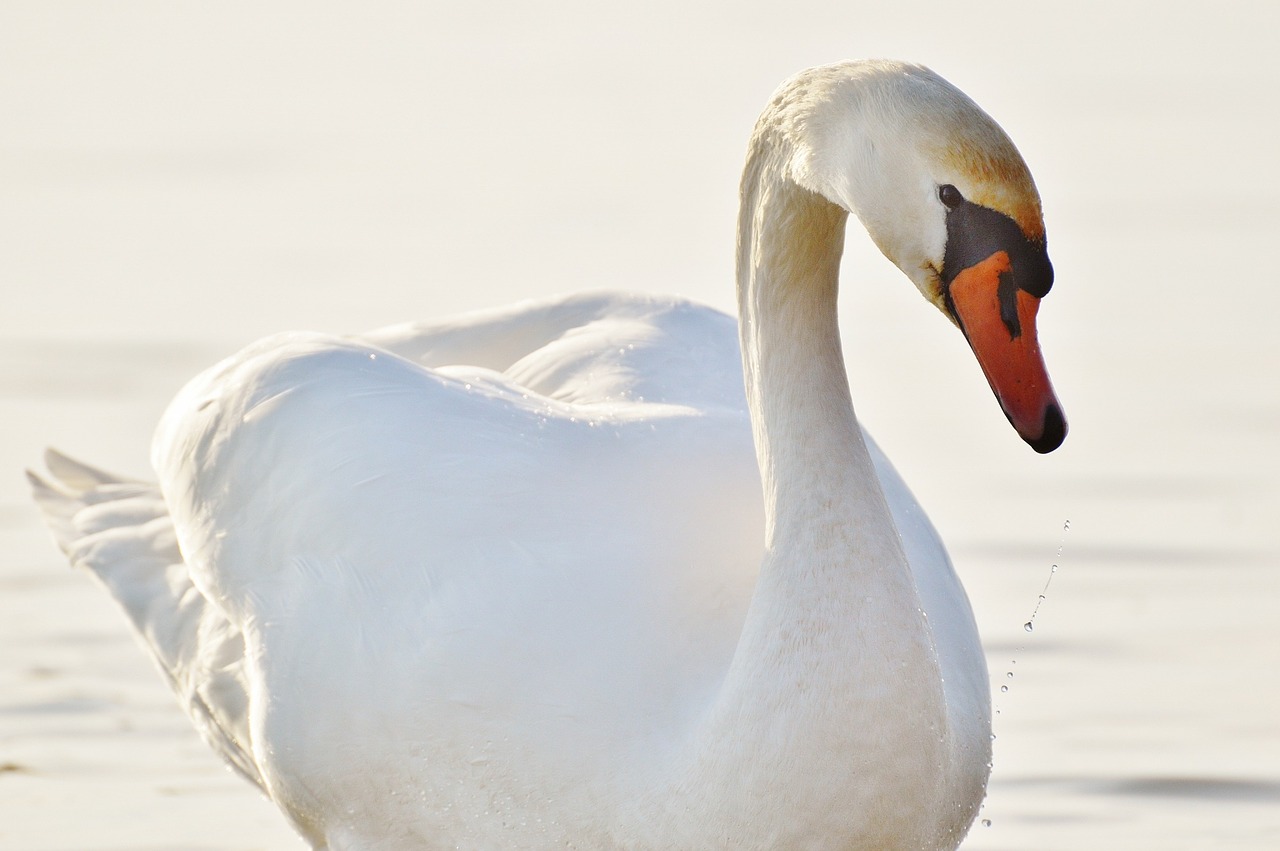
[2,2,1277,848]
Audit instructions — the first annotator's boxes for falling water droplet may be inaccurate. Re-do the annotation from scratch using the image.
[1006,671,1014,679]
[1064,520,1071,531]
[1050,564,1058,573]
[1023,622,1034,633]
[982,818,992,828]
[1000,685,1009,693]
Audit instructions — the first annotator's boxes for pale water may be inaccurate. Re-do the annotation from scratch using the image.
[2,2,1278,848]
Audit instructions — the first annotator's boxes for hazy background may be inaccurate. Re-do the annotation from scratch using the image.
[2,1,1278,848]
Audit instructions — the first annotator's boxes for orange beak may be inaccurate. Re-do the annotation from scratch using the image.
[948,249,1066,453]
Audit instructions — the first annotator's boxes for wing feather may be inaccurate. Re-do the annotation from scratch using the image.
[27,459,263,790]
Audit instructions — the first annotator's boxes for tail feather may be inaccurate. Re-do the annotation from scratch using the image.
[28,450,264,791]
[44,446,141,489]
[26,468,81,553]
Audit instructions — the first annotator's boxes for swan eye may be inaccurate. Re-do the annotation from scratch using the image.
[938,184,964,210]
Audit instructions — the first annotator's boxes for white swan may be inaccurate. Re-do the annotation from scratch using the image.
[31,60,1064,850]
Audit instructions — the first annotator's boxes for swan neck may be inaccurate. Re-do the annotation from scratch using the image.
[666,139,956,846]
[735,148,861,546]
[732,139,929,650]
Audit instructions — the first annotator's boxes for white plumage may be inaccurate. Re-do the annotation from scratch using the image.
[32,60,1065,849]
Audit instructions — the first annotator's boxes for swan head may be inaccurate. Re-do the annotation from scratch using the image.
[774,60,1066,453]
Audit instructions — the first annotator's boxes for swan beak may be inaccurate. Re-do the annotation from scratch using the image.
[947,250,1066,453]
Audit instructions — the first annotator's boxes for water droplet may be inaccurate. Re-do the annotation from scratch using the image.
[368,352,377,360]
[1006,671,1014,679]
[1023,622,1034,633]
[1050,564,1058,573]
[464,383,472,391]
[982,818,992,827]
[1000,685,1009,693]
[1064,520,1071,530]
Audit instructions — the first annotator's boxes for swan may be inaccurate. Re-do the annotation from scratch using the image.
[30,60,1065,850]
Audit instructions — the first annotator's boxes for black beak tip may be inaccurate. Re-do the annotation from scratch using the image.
[1026,404,1067,454]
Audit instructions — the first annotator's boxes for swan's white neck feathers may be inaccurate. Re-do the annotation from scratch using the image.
[698,104,969,846]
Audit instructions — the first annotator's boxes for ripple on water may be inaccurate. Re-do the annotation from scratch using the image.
[1102,776,1280,803]
[998,774,1280,805]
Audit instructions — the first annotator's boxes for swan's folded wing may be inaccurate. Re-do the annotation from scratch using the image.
[361,291,747,412]
[361,291,673,371]
[28,451,263,791]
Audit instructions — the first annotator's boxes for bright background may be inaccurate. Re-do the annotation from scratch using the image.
[2,2,1278,848]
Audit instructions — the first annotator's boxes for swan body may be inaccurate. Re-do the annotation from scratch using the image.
[31,60,1064,850]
